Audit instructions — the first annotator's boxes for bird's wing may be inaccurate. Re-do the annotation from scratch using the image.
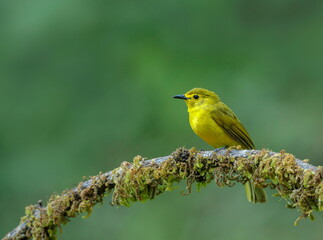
[211,102,255,150]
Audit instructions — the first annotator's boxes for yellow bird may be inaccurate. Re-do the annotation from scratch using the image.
[173,88,266,203]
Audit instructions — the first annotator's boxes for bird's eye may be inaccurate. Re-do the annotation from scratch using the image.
[193,95,199,99]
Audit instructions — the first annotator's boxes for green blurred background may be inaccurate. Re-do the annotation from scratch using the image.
[1,0,323,239]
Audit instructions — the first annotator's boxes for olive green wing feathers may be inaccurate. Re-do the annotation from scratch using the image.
[211,102,255,150]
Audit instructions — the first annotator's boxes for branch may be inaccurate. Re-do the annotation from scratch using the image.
[3,147,323,240]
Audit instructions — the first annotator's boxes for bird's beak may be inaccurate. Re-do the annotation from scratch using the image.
[173,94,189,100]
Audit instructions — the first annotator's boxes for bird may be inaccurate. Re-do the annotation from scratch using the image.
[173,87,266,203]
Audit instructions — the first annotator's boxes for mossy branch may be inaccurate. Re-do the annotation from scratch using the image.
[3,147,323,240]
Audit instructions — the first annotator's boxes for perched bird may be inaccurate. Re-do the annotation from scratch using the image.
[173,88,266,203]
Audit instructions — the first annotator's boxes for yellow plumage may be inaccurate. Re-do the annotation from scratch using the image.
[173,88,266,203]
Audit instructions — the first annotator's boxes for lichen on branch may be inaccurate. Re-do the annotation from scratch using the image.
[3,147,323,240]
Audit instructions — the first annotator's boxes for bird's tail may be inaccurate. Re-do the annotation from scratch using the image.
[245,181,267,203]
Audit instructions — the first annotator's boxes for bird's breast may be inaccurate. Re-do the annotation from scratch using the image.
[188,109,237,148]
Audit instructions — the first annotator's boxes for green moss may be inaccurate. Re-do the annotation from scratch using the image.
[19,169,112,239]
[15,147,323,239]
[112,153,186,206]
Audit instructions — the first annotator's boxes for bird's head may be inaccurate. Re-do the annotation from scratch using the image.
[173,88,220,109]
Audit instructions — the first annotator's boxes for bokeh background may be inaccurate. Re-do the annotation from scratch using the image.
[1,0,323,239]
